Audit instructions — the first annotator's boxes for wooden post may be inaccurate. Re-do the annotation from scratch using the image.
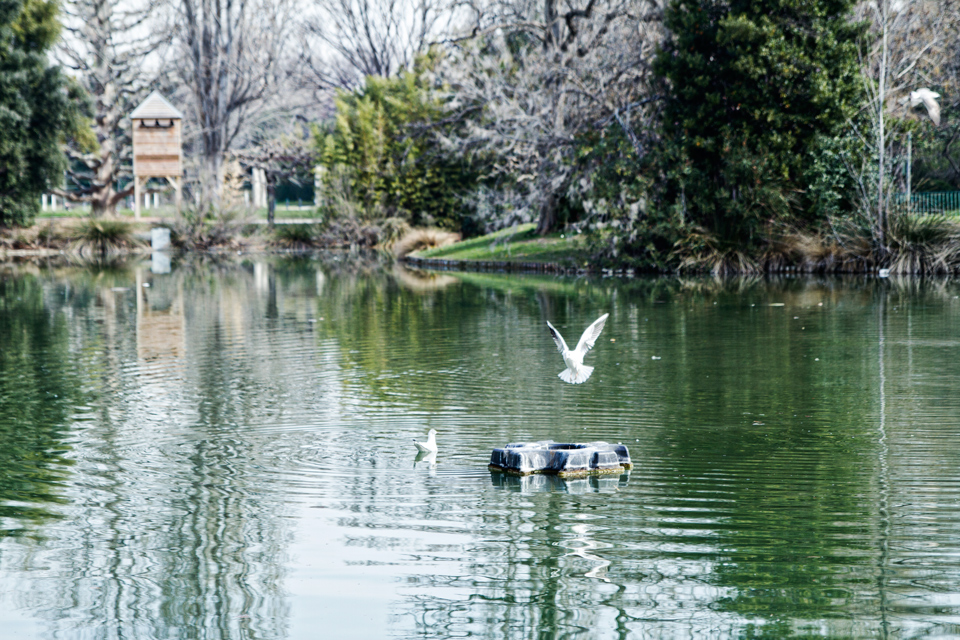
[167,176,182,214]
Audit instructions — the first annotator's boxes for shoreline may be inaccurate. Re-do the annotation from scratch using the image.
[402,254,597,275]
[3,217,958,277]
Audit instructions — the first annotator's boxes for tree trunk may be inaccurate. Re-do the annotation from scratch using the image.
[200,150,224,214]
[267,179,276,228]
[90,148,116,217]
[536,192,557,235]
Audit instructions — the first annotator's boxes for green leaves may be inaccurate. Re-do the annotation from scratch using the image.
[318,60,477,229]
[655,0,865,247]
[0,0,75,227]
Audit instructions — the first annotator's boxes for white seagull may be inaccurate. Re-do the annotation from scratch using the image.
[413,429,438,453]
[546,313,609,384]
[910,88,941,126]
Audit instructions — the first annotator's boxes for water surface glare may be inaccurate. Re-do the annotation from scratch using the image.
[2,257,960,638]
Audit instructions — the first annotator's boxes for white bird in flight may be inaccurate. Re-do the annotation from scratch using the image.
[910,88,941,126]
[413,428,438,453]
[546,313,609,384]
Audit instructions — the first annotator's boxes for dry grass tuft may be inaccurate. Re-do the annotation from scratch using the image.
[69,218,143,259]
[673,228,762,275]
[164,208,254,251]
[886,214,960,275]
[377,217,412,249]
[393,228,461,258]
[270,224,321,249]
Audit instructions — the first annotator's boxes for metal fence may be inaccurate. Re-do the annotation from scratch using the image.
[897,191,960,214]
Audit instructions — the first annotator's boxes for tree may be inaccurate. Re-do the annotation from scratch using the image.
[233,122,318,226]
[303,0,452,89]
[0,0,81,227]
[55,0,165,216]
[654,0,864,249]
[317,63,476,228]
[172,0,294,211]
[438,0,664,235]
[854,0,949,248]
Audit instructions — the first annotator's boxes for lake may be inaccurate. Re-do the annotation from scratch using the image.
[2,254,960,638]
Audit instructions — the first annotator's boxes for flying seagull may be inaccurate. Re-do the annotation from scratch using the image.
[414,429,437,453]
[910,88,941,126]
[546,313,609,384]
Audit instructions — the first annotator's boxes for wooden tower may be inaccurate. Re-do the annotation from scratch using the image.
[130,92,184,218]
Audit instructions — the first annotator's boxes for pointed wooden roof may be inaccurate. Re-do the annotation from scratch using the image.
[130,91,183,120]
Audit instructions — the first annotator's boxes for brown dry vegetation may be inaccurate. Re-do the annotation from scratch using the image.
[393,229,460,258]
[675,214,960,276]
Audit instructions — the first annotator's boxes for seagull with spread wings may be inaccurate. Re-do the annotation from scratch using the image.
[910,88,941,126]
[546,313,609,384]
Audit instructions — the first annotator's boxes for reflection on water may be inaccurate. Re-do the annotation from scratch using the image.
[490,470,629,494]
[1,256,960,638]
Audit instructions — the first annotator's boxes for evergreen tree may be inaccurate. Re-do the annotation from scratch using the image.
[654,0,864,248]
[318,59,477,230]
[0,0,74,227]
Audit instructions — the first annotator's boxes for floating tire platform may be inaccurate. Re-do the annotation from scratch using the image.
[489,441,632,477]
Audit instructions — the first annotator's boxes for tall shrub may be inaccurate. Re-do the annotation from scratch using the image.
[318,60,476,229]
[654,0,864,248]
[0,0,77,227]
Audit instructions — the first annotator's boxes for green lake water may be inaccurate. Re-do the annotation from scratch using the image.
[2,255,960,638]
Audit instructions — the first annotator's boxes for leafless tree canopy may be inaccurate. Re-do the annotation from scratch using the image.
[57,0,167,215]
[852,0,950,241]
[437,0,664,233]
[233,122,317,222]
[173,0,295,208]
[303,0,455,88]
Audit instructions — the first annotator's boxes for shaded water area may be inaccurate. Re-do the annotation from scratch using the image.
[2,255,960,638]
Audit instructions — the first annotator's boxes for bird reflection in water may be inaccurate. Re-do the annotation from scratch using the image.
[413,450,437,475]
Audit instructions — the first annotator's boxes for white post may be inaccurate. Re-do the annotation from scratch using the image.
[153,192,159,209]
[41,194,47,211]
[251,168,268,208]
[134,177,141,219]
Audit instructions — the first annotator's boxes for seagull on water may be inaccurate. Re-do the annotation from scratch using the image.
[413,429,438,453]
[546,313,609,384]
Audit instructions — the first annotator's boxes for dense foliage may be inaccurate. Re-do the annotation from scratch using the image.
[653,0,865,250]
[317,62,477,230]
[0,0,78,227]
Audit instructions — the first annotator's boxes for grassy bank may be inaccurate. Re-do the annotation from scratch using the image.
[412,224,591,267]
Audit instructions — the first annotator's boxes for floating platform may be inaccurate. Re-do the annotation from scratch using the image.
[489,441,632,477]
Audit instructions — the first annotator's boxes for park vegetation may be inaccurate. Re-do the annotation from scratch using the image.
[2,0,960,273]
